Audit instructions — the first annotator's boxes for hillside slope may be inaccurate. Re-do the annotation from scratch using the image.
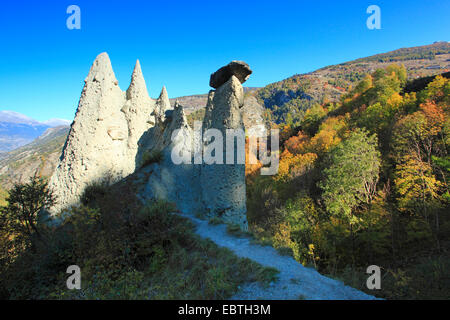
[254,42,450,124]
[0,126,69,190]
[165,43,450,126]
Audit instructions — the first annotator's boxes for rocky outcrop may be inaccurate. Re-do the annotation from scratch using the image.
[48,55,250,230]
[47,53,161,214]
[140,101,203,214]
[123,60,156,149]
[154,86,172,123]
[48,53,126,214]
[242,95,266,137]
[209,61,252,89]
[138,64,250,229]
[201,75,248,230]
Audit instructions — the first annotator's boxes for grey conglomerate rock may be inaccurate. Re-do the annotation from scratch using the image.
[201,75,248,230]
[48,55,251,230]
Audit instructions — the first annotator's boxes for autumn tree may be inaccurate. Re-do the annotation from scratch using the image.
[284,130,310,155]
[418,75,449,104]
[353,74,373,95]
[391,100,447,249]
[300,104,327,136]
[308,116,348,155]
[395,157,442,217]
[320,129,381,261]
[392,102,446,167]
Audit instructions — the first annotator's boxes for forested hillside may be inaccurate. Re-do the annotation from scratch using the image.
[254,42,450,125]
[246,65,450,299]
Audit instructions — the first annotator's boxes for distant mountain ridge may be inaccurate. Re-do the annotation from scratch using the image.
[0,110,41,124]
[0,125,70,189]
[0,110,71,152]
[41,118,72,127]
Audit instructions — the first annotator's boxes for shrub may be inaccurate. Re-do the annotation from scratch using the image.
[80,182,109,207]
[141,150,163,167]
[0,176,55,247]
[1,177,276,300]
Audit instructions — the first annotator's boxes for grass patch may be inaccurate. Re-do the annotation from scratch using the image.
[141,150,163,167]
[226,223,250,238]
[0,186,8,206]
[186,108,206,128]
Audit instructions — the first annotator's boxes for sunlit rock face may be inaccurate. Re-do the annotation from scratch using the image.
[123,59,156,151]
[136,64,251,230]
[48,53,158,214]
[48,55,251,230]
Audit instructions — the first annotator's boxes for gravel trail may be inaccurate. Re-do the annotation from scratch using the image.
[178,212,378,300]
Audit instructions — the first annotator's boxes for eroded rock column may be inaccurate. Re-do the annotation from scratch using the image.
[201,73,249,230]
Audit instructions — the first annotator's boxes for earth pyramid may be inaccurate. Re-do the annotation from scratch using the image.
[48,54,253,230]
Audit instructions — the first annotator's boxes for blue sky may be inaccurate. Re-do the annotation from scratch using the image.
[0,0,448,122]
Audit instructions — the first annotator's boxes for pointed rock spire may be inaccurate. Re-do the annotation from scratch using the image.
[85,52,118,85]
[158,86,171,111]
[172,100,188,125]
[159,100,191,150]
[155,86,172,122]
[122,59,155,150]
[126,59,150,100]
[47,52,127,215]
[201,74,247,231]
[202,90,215,129]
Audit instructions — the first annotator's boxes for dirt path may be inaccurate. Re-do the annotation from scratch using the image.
[178,213,378,300]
